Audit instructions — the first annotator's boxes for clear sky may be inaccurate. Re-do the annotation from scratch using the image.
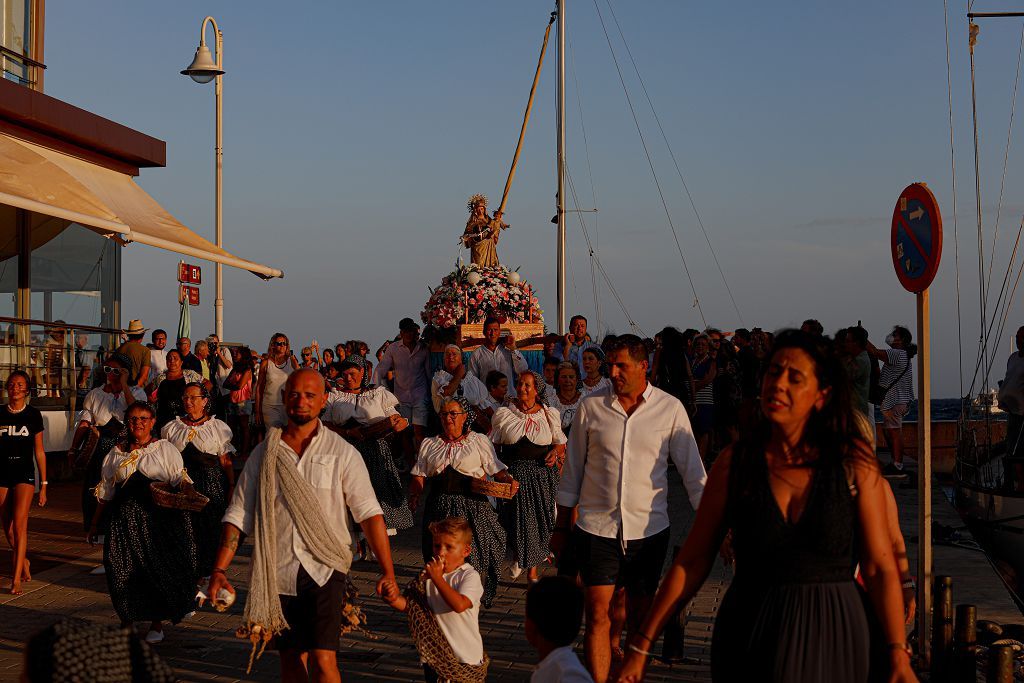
[41,1,1024,397]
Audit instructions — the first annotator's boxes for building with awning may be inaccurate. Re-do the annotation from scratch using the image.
[0,2,281,448]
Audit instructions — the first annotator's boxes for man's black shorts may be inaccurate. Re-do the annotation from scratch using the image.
[573,527,670,594]
[275,567,347,652]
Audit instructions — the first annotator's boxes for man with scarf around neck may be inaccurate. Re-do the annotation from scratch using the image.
[207,369,396,682]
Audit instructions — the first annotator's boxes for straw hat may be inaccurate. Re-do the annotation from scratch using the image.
[123,319,148,335]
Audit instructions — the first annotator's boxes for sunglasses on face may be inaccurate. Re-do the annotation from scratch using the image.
[103,366,123,375]
[272,341,288,347]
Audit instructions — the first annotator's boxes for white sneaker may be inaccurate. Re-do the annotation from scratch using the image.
[145,630,164,644]
[509,562,523,580]
[89,565,106,575]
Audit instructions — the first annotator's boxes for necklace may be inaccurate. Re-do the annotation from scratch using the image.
[6,402,27,414]
[182,414,210,426]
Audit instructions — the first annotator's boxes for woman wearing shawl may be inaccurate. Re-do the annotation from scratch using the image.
[491,372,567,583]
[325,355,413,536]
[88,401,199,644]
[409,398,518,608]
[161,382,235,579]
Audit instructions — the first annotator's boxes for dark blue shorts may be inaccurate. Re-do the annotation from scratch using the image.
[693,404,715,436]
[573,527,670,594]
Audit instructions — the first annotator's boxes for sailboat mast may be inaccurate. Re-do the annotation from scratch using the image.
[556,0,567,335]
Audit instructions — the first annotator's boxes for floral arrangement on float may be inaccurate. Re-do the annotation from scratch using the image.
[421,262,544,329]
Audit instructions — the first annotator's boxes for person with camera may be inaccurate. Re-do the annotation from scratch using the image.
[557,315,600,369]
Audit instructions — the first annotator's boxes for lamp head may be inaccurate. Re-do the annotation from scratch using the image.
[181,45,224,84]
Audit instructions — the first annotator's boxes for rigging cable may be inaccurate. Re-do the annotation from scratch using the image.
[591,0,706,327]
[944,0,965,398]
[603,0,743,326]
[968,20,990,390]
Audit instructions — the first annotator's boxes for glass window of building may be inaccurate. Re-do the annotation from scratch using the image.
[2,0,34,85]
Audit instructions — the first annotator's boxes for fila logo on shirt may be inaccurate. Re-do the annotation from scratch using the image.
[0,425,30,437]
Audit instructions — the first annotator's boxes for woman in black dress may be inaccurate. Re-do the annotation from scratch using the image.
[617,330,916,683]
[160,382,234,579]
[88,401,199,645]
[152,350,202,431]
[491,371,566,583]
[0,370,46,594]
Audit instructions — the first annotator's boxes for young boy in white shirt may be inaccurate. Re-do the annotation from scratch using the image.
[382,517,485,682]
[527,576,594,682]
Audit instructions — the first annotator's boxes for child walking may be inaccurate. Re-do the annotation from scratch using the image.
[382,517,488,682]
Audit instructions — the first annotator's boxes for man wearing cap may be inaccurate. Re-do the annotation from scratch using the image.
[114,320,152,389]
[374,318,430,461]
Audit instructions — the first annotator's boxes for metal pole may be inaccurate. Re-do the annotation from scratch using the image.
[917,288,933,665]
[556,0,566,335]
[214,27,224,341]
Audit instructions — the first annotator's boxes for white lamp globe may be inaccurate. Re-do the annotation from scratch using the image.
[467,272,482,286]
[508,271,521,284]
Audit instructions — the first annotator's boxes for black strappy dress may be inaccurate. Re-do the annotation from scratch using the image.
[710,451,870,682]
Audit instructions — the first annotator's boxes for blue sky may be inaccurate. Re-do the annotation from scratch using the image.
[42,1,1024,396]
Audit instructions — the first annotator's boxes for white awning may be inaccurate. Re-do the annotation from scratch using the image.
[0,133,283,279]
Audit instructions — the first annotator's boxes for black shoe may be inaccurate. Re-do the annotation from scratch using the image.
[882,463,908,479]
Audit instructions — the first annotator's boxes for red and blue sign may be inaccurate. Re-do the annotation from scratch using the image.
[891,182,942,293]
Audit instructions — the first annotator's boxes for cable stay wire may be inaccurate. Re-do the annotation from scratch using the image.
[944,0,966,398]
[591,0,705,327]
[568,37,604,336]
[603,0,743,326]
[968,16,991,392]
[566,167,648,336]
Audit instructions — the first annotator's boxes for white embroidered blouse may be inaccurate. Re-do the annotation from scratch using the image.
[94,440,190,502]
[490,404,568,447]
[411,432,507,478]
[161,417,236,456]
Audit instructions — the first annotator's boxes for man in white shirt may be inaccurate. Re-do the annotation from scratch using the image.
[552,335,706,683]
[147,329,168,377]
[527,576,593,683]
[468,316,529,398]
[375,318,431,460]
[208,369,396,682]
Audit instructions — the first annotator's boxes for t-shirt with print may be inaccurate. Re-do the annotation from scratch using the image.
[0,405,44,482]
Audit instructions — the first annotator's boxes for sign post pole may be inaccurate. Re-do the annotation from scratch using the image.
[916,288,932,666]
[890,181,941,668]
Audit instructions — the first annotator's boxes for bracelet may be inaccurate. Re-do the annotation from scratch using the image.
[901,579,916,589]
[627,643,653,657]
[635,633,655,643]
[41,480,48,485]
[211,568,227,575]
[887,642,911,655]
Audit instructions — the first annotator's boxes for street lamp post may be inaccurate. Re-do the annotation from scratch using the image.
[181,16,226,341]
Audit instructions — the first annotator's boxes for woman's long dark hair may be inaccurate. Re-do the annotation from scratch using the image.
[729,329,867,500]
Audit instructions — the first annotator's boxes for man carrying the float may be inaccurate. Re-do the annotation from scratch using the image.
[206,369,396,682]
[469,316,530,400]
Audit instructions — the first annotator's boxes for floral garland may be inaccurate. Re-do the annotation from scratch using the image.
[421,263,543,329]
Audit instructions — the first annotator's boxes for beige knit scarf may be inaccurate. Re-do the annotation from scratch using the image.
[240,426,353,672]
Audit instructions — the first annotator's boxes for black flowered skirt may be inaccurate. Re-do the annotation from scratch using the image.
[423,484,505,609]
[182,447,230,578]
[103,474,199,624]
[500,458,559,571]
[356,436,413,532]
[82,431,119,532]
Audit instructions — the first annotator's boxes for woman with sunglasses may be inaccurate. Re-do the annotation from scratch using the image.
[409,398,518,608]
[0,370,46,594]
[161,382,234,580]
[89,401,198,644]
[253,332,298,431]
[326,355,413,549]
[67,353,147,543]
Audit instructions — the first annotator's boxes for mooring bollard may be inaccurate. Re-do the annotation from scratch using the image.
[661,545,686,662]
[987,643,1014,683]
[932,575,954,680]
[952,604,979,682]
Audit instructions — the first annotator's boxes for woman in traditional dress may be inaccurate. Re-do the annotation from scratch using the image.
[461,194,506,268]
[160,382,234,580]
[151,349,203,431]
[409,398,518,608]
[549,361,585,435]
[0,370,46,594]
[67,353,147,539]
[581,347,611,395]
[325,355,413,537]
[491,372,566,583]
[254,332,298,431]
[88,402,199,644]
[617,330,916,683]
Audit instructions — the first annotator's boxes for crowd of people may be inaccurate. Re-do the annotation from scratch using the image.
[0,312,926,682]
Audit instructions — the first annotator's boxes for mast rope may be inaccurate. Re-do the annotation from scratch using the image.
[944,0,966,398]
[496,10,557,217]
[969,20,990,391]
[591,0,706,327]
[603,0,743,326]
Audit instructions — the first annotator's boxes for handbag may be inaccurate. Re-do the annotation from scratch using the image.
[870,357,910,406]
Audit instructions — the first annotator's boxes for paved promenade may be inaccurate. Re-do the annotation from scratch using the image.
[1,469,1019,681]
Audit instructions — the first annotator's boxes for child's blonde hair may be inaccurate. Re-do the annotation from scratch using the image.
[428,517,473,545]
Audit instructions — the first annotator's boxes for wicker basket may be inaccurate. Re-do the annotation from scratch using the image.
[469,478,515,499]
[150,482,209,512]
